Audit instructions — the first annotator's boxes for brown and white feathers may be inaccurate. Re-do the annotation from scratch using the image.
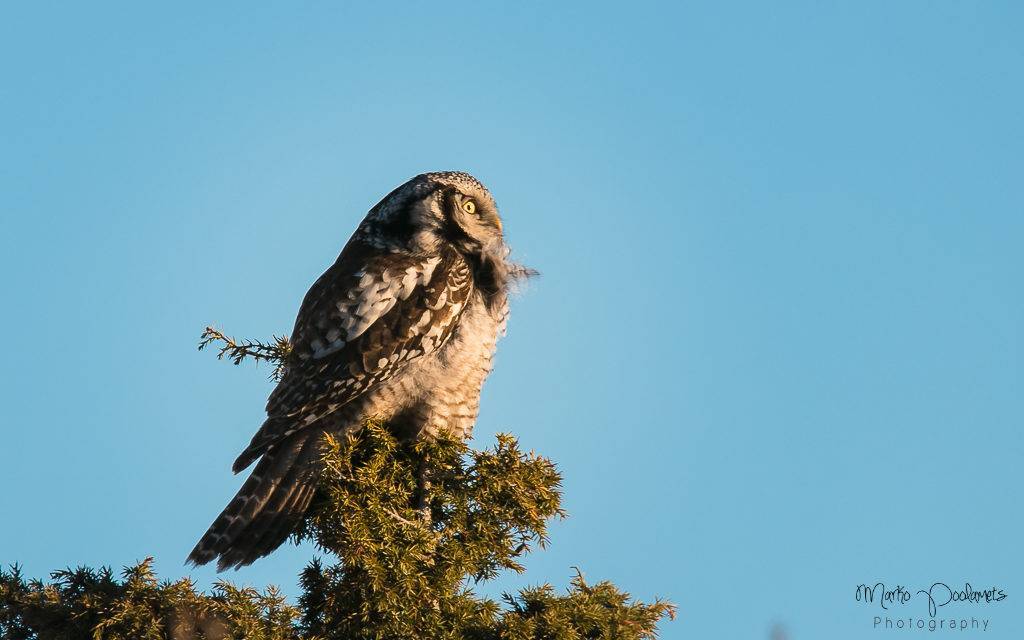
[188,172,522,570]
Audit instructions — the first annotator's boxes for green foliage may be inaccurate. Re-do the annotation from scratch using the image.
[0,559,299,640]
[1,331,675,639]
[298,424,673,639]
[295,423,569,638]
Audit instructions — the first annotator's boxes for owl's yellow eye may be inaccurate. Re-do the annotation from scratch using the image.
[462,200,476,215]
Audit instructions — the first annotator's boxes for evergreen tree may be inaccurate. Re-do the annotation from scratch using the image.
[0,329,674,639]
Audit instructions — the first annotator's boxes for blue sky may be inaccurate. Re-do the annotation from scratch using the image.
[1,3,1021,638]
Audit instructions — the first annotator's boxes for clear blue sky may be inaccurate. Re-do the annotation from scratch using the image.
[2,3,1021,638]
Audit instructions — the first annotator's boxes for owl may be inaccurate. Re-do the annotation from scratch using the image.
[188,172,523,570]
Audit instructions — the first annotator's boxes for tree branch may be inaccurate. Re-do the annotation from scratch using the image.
[198,326,292,380]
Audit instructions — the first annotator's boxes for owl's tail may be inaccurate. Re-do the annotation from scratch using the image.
[187,429,322,571]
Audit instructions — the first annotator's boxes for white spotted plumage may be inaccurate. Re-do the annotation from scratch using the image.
[188,172,527,570]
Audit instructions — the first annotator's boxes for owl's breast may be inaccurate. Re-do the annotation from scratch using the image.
[384,291,507,440]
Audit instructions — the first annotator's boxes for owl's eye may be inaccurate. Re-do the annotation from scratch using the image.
[461,200,477,215]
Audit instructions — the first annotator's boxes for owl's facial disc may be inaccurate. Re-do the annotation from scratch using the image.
[457,198,501,232]
[440,187,503,254]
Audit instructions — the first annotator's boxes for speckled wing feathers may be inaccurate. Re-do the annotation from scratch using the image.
[231,243,473,473]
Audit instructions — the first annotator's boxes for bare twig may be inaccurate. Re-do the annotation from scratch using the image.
[383,507,419,527]
[198,326,292,380]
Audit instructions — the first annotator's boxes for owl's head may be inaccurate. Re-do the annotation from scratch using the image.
[361,171,505,257]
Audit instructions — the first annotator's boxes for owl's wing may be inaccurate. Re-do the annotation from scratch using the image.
[231,241,473,472]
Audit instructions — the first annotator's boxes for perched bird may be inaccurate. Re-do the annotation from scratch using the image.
[188,172,524,570]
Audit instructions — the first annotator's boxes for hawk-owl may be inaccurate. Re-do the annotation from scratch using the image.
[188,172,524,570]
